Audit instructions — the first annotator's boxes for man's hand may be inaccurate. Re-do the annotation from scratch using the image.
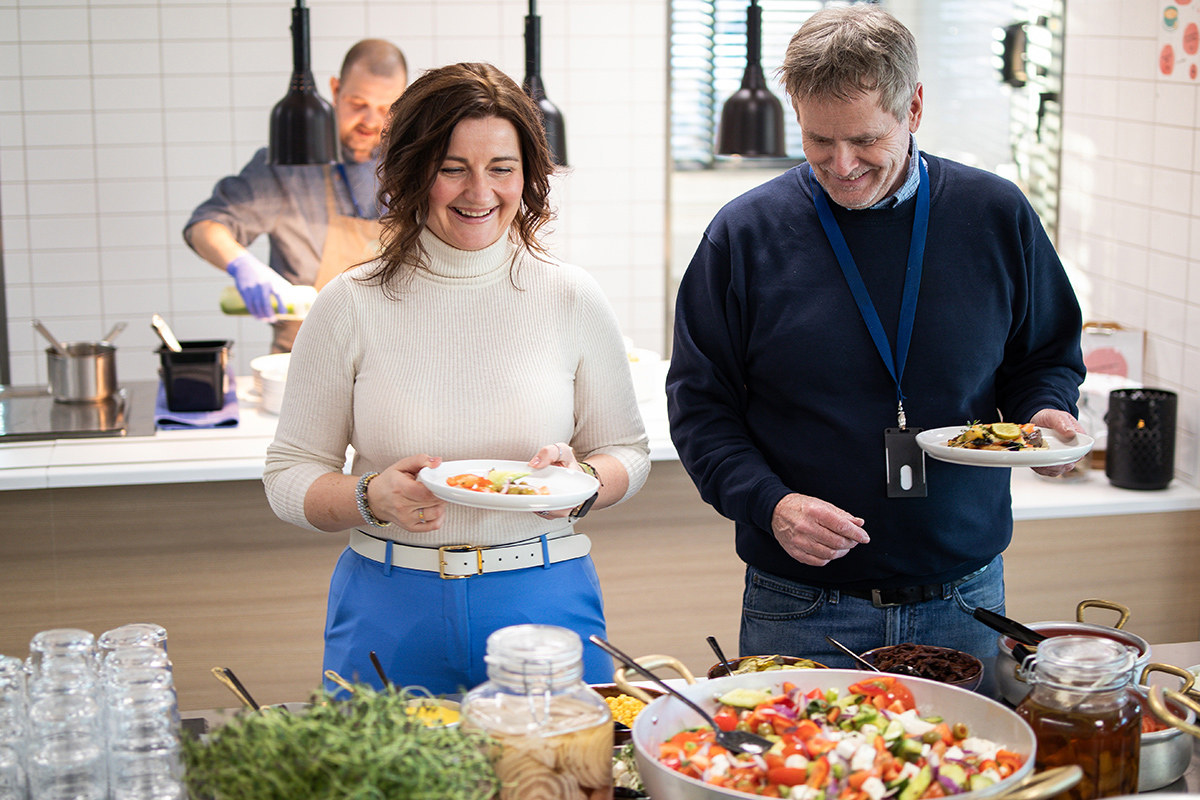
[771,493,870,566]
[226,253,293,320]
[1029,408,1087,477]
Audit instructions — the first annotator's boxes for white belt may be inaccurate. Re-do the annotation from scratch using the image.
[349,530,591,579]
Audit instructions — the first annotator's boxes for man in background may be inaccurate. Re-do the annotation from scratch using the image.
[185,39,407,352]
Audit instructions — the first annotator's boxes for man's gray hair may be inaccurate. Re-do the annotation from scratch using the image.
[777,5,919,121]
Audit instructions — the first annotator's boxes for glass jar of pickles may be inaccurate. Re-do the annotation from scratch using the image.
[1015,635,1141,800]
[462,624,613,800]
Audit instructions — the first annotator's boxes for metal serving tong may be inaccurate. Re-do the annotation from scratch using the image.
[210,666,260,711]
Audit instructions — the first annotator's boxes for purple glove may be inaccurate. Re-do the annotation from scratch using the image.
[226,254,292,320]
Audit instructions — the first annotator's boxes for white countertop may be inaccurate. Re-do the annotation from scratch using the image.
[3,379,1200,521]
[0,378,680,492]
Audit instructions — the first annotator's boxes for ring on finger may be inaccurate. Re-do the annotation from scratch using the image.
[416,508,426,523]
[554,444,563,462]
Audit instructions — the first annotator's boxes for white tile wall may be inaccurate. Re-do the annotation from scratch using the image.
[1060,0,1200,485]
[1,0,668,386]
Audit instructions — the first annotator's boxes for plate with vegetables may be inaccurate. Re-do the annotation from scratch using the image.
[631,668,1036,800]
[417,459,599,511]
[916,424,1093,468]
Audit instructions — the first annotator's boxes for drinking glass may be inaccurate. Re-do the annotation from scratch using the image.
[0,743,27,800]
[28,732,105,800]
[98,625,168,661]
[0,657,25,745]
[106,686,183,800]
[27,630,96,685]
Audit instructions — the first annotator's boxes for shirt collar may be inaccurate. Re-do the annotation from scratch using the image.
[867,134,922,210]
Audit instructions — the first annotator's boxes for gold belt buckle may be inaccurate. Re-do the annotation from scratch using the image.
[438,544,483,579]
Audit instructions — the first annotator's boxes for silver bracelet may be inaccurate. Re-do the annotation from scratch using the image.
[355,472,392,529]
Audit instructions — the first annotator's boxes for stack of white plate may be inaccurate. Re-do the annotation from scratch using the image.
[260,368,288,415]
[250,353,291,396]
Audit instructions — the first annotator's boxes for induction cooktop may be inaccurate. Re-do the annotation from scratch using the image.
[0,380,156,443]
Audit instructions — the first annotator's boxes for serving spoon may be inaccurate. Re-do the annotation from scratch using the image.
[31,319,68,357]
[706,635,737,677]
[590,635,773,756]
[824,635,920,676]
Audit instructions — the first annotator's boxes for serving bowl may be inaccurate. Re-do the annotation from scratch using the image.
[631,668,1036,800]
[705,654,827,680]
[861,643,984,692]
[592,683,664,745]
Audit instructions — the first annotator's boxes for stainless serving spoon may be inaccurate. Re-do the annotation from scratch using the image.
[102,321,127,344]
[150,313,182,353]
[706,635,737,677]
[590,635,773,756]
[824,635,921,676]
[31,319,68,357]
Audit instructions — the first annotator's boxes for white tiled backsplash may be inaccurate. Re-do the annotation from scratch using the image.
[1,0,668,385]
[8,0,1200,488]
[1059,0,1200,485]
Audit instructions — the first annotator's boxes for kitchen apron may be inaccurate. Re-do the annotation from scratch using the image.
[271,165,382,353]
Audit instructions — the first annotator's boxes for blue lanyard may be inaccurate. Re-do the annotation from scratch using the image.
[808,160,929,428]
[335,163,368,219]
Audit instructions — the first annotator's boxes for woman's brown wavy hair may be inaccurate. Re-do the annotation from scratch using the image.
[363,62,556,295]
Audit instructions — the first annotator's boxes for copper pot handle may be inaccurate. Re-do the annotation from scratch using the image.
[1075,598,1131,629]
[1148,686,1200,739]
[991,766,1082,800]
[1140,663,1196,695]
[614,654,696,704]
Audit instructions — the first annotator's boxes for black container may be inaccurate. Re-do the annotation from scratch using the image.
[159,340,231,412]
[1105,388,1177,490]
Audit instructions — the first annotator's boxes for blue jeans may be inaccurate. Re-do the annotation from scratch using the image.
[740,554,1005,699]
[322,546,611,696]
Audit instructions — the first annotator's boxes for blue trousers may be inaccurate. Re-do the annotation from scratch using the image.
[322,545,612,696]
[740,554,1005,699]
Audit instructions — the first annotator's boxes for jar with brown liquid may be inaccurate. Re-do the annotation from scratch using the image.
[1015,635,1141,800]
[462,624,613,800]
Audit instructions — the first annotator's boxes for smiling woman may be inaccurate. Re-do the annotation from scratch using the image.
[425,117,525,252]
[261,62,651,698]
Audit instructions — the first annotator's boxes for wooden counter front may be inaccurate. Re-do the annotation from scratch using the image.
[2,461,1197,711]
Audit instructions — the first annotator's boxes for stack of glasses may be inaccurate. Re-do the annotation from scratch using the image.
[0,624,183,800]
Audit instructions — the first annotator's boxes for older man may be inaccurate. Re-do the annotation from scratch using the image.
[185,39,407,352]
[666,5,1085,693]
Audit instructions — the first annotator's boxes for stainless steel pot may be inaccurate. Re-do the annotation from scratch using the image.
[1139,667,1198,792]
[995,601,1151,706]
[631,668,1038,800]
[47,341,118,403]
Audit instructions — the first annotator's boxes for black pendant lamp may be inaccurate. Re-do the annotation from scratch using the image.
[716,0,786,158]
[269,0,337,165]
[523,0,568,166]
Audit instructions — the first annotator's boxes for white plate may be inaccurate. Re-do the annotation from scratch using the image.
[916,426,1095,467]
[417,459,599,511]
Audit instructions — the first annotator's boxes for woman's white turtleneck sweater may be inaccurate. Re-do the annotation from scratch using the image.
[263,231,650,547]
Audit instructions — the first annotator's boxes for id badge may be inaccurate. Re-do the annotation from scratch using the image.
[885,427,927,497]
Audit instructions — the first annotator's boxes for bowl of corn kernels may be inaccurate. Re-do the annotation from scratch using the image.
[592,683,664,745]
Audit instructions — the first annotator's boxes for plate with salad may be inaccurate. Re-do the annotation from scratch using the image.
[916,423,1093,468]
[417,459,599,511]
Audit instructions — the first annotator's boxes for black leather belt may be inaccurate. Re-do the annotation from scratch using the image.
[841,565,989,609]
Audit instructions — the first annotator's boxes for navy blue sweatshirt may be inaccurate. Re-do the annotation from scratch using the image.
[667,155,1085,590]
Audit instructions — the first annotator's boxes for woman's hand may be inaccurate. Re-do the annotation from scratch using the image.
[368,455,447,532]
[528,442,579,519]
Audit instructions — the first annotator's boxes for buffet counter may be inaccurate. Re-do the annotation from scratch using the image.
[4,379,1200,709]
[3,377,1199,523]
